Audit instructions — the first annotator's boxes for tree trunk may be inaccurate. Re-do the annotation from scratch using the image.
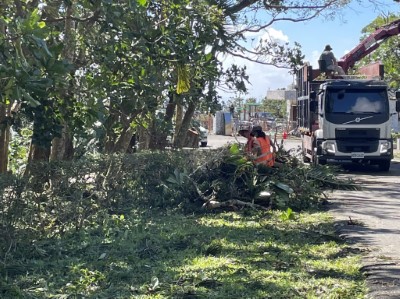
[174,103,183,139]
[112,127,134,153]
[145,93,177,150]
[0,105,10,174]
[0,18,10,174]
[164,94,176,123]
[174,100,197,148]
[137,125,150,150]
[23,142,50,191]
[50,3,75,161]
[27,143,51,163]
[103,113,119,154]
[50,124,74,160]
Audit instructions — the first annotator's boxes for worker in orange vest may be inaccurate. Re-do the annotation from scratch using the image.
[250,126,276,167]
[238,128,254,154]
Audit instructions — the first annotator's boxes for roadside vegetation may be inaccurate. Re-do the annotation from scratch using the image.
[0,145,367,298]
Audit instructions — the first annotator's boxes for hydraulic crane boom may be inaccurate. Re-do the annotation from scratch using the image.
[338,19,400,73]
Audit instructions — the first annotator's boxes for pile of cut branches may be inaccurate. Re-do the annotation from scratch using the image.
[165,143,360,211]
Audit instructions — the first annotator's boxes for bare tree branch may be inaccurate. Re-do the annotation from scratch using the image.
[225,49,292,68]
[233,9,325,35]
[226,0,340,15]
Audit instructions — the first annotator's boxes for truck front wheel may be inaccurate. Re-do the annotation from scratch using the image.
[312,147,327,166]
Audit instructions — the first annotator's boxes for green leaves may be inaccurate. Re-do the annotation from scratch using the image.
[20,88,40,107]
[272,182,294,194]
[136,0,148,6]
[166,168,189,187]
[29,35,53,58]
[280,207,295,221]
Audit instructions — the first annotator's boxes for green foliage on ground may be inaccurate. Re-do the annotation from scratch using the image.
[0,209,366,299]
[0,147,366,298]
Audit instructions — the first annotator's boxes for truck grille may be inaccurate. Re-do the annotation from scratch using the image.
[335,128,379,153]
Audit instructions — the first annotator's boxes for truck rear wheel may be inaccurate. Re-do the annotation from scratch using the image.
[302,140,311,163]
[312,147,326,166]
[377,160,391,171]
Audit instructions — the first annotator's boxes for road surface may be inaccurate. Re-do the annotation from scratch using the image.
[208,133,400,299]
[329,162,400,299]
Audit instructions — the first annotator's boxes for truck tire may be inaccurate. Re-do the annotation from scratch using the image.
[312,147,326,166]
[302,140,311,163]
[303,155,311,163]
[378,160,391,171]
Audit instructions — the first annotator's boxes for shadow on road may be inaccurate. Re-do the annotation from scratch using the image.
[328,160,400,298]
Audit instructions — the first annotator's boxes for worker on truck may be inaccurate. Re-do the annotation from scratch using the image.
[319,45,346,76]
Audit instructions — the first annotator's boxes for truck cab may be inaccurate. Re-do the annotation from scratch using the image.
[313,79,397,170]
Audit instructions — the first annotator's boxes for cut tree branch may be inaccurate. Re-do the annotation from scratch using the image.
[202,199,271,210]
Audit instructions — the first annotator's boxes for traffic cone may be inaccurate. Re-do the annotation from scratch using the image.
[283,131,287,140]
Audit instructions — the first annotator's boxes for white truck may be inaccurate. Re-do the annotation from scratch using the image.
[297,19,400,171]
[297,69,400,171]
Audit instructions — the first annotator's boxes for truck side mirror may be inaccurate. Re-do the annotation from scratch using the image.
[310,101,318,113]
[396,100,400,113]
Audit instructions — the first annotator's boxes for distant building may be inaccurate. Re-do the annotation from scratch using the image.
[266,90,296,101]
[266,89,297,130]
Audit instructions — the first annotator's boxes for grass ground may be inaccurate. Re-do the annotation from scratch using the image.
[3,209,367,298]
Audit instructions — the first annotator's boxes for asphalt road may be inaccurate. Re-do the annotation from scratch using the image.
[208,133,400,299]
[329,162,400,299]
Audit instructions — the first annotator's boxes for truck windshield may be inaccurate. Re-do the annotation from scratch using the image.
[325,89,388,114]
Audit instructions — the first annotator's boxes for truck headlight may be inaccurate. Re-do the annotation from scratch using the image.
[379,141,391,153]
[323,141,336,154]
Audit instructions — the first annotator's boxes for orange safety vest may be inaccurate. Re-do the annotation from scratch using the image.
[254,137,274,167]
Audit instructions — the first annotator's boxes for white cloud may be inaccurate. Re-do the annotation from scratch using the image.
[259,28,289,43]
[219,27,293,101]
[219,54,293,101]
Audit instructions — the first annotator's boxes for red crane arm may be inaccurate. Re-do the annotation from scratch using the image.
[338,19,400,73]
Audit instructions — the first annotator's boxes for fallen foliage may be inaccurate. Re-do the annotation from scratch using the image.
[181,143,360,211]
[0,144,367,298]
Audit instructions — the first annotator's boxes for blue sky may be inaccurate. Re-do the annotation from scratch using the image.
[219,1,400,102]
